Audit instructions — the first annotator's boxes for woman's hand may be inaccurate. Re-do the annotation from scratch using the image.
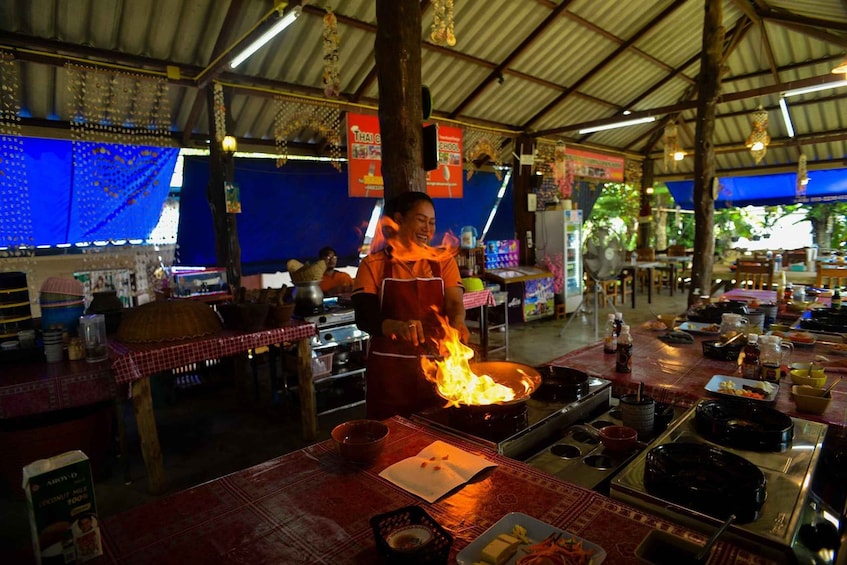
[454,321,471,344]
[383,319,422,346]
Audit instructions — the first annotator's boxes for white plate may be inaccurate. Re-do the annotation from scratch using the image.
[704,375,779,403]
[456,512,606,565]
[677,321,720,335]
[786,332,817,346]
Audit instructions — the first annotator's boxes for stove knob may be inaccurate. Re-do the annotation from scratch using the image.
[319,316,328,324]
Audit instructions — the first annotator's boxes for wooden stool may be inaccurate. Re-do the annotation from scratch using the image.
[555,304,567,319]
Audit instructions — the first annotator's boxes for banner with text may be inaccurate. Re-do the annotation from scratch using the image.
[346,113,463,198]
[566,146,624,182]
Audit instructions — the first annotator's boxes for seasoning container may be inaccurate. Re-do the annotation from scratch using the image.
[616,324,633,373]
[603,313,617,354]
[741,333,760,380]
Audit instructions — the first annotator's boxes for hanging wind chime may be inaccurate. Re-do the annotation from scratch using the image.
[796,154,808,196]
[322,8,340,98]
[746,105,770,164]
[662,121,680,172]
[431,0,456,46]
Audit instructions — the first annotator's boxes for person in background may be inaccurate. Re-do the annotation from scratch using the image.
[352,192,468,420]
[318,246,353,296]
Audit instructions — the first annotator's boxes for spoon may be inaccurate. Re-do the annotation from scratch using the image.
[695,514,735,563]
[821,376,842,397]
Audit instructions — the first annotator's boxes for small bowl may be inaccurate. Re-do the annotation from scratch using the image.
[386,525,434,552]
[790,369,826,388]
[792,385,832,415]
[598,425,638,451]
[332,419,389,463]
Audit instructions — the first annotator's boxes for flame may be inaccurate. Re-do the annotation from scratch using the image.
[369,215,459,262]
[422,309,532,407]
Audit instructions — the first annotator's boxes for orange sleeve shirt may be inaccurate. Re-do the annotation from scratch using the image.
[319,270,353,292]
[353,250,463,298]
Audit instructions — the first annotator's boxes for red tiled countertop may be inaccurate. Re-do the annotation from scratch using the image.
[0,357,119,419]
[547,327,847,429]
[99,416,777,564]
[108,322,316,385]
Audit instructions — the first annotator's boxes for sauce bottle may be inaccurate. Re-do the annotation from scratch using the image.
[616,324,633,373]
[614,312,624,337]
[741,333,760,380]
[603,313,617,354]
[832,289,842,309]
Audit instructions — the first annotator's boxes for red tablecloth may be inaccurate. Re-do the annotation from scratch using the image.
[109,322,316,385]
[0,358,118,419]
[463,289,495,309]
[547,327,847,429]
[99,417,776,564]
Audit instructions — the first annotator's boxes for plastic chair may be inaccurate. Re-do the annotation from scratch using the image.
[816,265,847,290]
[735,258,774,290]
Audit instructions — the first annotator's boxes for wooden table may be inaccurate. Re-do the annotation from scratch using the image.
[109,323,316,494]
[98,416,777,564]
[621,260,662,307]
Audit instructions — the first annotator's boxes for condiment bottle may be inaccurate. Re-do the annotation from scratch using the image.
[603,313,617,354]
[832,289,842,309]
[741,333,760,380]
[783,283,793,304]
[614,312,624,337]
[616,324,633,373]
[759,335,782,383]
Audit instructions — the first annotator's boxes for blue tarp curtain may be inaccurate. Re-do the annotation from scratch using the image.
[177,157,514,275]
[666,169,847,209]
[0,136,177,245]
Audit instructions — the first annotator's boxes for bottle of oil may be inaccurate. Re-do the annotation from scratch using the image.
[832,289,842,309]
[616,324,633,373]
[741,333,760,380]
[603,313,617,354]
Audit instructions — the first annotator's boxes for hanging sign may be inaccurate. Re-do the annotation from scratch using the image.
[224,181,242,213]
[346,113,463,198]
[565,147,624,182]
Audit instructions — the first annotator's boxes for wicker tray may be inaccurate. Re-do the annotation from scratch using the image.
[290,260,327,283]
[116,300,222,343]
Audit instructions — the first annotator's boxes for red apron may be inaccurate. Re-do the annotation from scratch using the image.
[366,259,447,420]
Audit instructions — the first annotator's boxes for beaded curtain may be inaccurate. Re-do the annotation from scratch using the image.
[273,96,342,171]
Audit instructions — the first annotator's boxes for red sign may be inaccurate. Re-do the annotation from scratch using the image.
[346,113,463,198]
[565,146,624,182]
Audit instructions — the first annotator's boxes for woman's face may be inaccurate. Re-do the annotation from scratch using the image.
[395,200,435,247]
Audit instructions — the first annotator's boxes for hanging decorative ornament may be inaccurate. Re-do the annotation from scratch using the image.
[796,154,808,197]
[322,8,341,98]
[431,0,456,46]
[625,159,642,187]
[213,82,226,142]
[273,95,342,171]
[662,121,679,172]
[552,141,573,200]
[462,127,513,180]
[745,105,770,164]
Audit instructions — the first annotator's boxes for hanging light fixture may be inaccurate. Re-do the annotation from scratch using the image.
[662,121,680,172]
[745,105,770,164]
[221,135,238,155]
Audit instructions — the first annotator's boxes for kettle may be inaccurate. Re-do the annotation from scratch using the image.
[460,226,478,249]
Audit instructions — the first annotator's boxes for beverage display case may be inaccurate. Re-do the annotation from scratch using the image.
[535,209,584,313]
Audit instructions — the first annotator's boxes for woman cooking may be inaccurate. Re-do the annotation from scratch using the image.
[352,192,469,419]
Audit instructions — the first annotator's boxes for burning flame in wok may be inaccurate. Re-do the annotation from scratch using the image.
[421,310,535,407]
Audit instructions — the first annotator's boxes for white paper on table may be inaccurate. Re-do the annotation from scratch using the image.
[379,440,497,503]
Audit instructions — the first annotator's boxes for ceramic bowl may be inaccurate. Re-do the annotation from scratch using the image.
[792,385,832,415]
[598,425,638,451]
[790,369,826,388]
[332,419,389,463]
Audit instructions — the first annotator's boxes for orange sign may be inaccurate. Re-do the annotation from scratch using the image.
[346,113,463,198]
[565,146,624,182]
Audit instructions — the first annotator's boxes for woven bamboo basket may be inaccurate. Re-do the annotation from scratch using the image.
[290,260,327,283]
[116,300,222,343]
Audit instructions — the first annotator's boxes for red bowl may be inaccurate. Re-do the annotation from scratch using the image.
[598,425,638,451]
[332,419,389,463]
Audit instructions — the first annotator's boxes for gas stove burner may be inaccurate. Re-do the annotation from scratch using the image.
[591,420,615,429]
[571,430,600,444]
[532,366,589,403]
[446,402,528,442]
[609,407,622,419]
[551,444,581,459]
[584,454,615,470]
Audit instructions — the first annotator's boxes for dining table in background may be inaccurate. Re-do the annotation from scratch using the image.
[98,416,778,564]
[108,321,317,494]
[621,260,662,307]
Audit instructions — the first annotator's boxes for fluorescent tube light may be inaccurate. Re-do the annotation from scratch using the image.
[578,116,656,134]
[782,79,847,97]
[778,98,795,138]
[230,6,302,69]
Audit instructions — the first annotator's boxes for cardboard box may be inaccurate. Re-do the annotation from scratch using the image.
[22,450,102,564]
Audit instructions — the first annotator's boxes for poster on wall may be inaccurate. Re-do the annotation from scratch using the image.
[346,113,463,198]
[565,146,624,182]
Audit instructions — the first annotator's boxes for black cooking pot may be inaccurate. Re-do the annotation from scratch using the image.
[645,442,767,523]
[694,399,794,452]
[532,366,590,402]
[687,301,749,323]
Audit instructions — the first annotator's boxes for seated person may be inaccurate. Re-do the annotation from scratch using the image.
[318,246,353,296]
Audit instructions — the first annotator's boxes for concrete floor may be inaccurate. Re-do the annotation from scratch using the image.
[1,288,690,562]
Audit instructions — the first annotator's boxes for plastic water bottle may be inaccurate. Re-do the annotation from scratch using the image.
[616,325,633,373]
[603,314,617,354]
[631,251,637,265]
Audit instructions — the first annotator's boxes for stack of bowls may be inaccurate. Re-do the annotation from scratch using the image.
[0,271,33,340]
[42,328,64,363]
[39,277,85,333]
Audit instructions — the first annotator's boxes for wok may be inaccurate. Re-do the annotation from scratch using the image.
[439,361,541,406]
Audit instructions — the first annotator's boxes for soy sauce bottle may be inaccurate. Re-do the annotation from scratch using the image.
[616,324,633,373]
[741,333,760,380]
[603,313,617,354]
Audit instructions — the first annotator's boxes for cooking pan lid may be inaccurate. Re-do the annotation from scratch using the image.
[695,399,794,452]
[645,442,767,523]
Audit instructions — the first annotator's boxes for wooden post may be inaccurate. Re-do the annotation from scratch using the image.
[297,338,317,441]
[205,84,242,289]
[131,378,167,494]
[374,0,426,200]
[638,158,654,248]
[514,136,536,266]
[690,0,723,304]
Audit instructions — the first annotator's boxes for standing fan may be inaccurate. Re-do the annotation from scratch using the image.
[560,228,626,339]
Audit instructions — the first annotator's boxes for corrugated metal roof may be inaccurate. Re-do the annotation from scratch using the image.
[1,0,846,182]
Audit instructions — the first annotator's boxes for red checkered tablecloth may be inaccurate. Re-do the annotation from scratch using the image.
[109,322,316,385]
[463,289,495,309]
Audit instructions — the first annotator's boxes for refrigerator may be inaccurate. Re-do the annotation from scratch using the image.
[535,209,584,313]
[485,266,555,324]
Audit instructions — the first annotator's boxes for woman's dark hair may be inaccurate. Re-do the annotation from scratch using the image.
[318,246,336,259]
[384,192,434,220]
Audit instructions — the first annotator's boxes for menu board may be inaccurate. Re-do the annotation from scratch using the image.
[347,112,463,198]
